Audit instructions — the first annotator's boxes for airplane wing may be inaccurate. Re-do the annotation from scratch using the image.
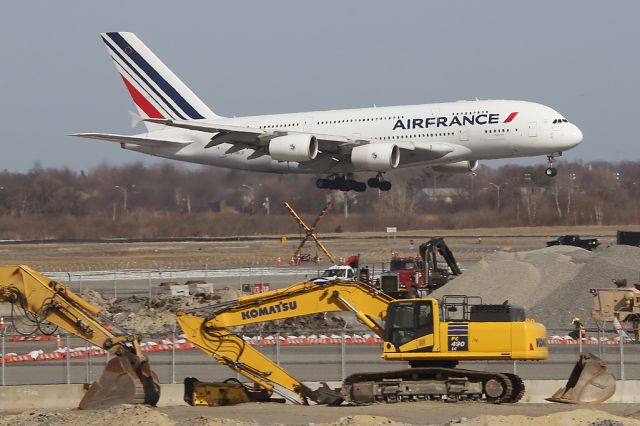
[70,133,191,147]
[141,118,461,162]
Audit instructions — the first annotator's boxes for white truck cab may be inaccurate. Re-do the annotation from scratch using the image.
[313,265,356,283]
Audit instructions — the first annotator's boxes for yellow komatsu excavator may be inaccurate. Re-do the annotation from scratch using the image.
[0,265,161,409]
[177,279,549,405]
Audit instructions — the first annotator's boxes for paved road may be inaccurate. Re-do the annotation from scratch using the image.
[1,340,637,386]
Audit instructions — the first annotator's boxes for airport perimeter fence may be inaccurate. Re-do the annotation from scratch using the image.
[1,267,636,386]
[0,325,638,388]
[44,264,405,299]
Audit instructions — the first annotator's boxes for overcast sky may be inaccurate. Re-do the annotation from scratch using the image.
[1,1,638,172]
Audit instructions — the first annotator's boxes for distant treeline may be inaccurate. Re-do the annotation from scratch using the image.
[0,160,637,239]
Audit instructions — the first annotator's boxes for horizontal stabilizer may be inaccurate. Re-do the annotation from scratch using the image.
[145,118,266,136]
[70,133,191,147]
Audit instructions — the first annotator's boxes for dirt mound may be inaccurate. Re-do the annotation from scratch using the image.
[0,405,173,426]
[319,415,402,426]
[433,245,640,329]
[453,408,639,426]
[81,287,237,336]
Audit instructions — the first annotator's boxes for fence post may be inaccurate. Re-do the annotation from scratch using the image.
[66,272,72,291]
[512,360,517,376]
[579,333,583,353]
[147,271,152,299]
[619,334,625,380]
[85,345,90,384]
[113,271,117,299]
[66,334,70,384]
[341,325,347,382]
[171,322,176,384]
[1,329,5,386]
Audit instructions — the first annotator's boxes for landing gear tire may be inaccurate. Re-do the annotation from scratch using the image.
[316,178,329,189]
[328,177,343,190]
[379,181,392,191]
[367,178,380,188]
[354,182,366,192]
[342,179,358,192]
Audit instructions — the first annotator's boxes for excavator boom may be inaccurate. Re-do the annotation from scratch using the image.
[177,280,392,404]
[0,265,160,409]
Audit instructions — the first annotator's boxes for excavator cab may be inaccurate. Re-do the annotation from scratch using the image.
[385,300,434,349]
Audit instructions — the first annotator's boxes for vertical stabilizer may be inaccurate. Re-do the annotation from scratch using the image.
[100,32,220,131]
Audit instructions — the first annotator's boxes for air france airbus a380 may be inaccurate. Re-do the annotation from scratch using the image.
[74,32,583,192]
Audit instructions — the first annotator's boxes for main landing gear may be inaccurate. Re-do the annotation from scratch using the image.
[545,154,558,177]
[316,176,366,192]
[367,173,392,191]
[315,174,392,192]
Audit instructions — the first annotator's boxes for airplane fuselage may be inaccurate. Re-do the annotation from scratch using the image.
[130,99,582,174]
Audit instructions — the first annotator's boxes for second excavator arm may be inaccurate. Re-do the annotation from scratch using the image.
[0,265,160,409]
[177,280,394,405]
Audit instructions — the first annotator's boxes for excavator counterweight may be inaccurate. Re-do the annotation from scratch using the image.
[0,265,160,409]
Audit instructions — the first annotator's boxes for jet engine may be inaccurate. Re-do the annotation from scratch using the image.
[269,135,318,162]
[350,143,400,171]
[432,160,479,173]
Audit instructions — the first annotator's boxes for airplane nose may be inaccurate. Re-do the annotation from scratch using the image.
[565,124,583,148]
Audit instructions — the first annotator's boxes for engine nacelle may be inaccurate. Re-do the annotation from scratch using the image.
[269,134,318,162]
[432,160,479,173]
[350,143,400,171]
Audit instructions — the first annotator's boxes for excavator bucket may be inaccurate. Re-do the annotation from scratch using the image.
[79,355,161,409]
[546,352,616,404]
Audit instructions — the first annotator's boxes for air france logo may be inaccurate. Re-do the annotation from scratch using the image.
[392,112,518,130]
[241,301,298,320]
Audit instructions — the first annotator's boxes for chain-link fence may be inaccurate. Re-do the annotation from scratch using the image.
[0,326,637,387]
[0,267,636,387]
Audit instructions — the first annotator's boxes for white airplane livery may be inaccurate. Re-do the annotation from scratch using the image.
[74,32,583,192]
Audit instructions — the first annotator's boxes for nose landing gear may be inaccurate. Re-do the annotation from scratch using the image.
[545,155,558,177]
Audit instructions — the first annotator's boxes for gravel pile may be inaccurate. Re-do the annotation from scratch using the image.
[81,287,349,336]
[81,287,237,335]
[433,244,640,329]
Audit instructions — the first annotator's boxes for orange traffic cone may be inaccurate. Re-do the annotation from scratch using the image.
[289,256,295,267]
[0,317,4,330]
[276,257,282,266]
[55,334,61,348]
[315,257,321,266]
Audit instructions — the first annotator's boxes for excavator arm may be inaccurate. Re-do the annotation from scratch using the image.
[0,265,160,409]
[176,280,394,405]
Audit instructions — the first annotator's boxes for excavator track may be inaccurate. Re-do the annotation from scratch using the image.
[342,368,525,404]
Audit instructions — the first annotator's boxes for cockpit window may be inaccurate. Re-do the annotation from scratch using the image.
[553,118,570,124]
